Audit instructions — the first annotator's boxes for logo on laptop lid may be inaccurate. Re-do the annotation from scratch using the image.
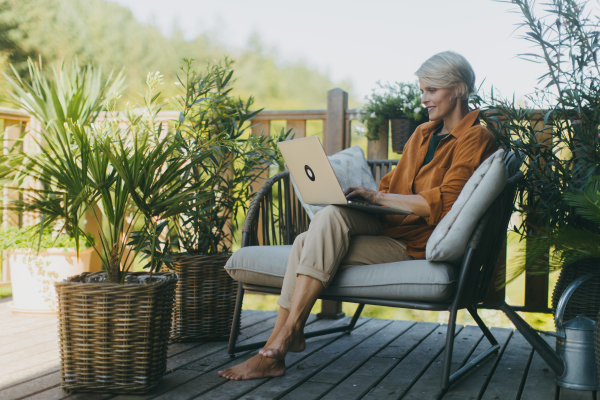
[304,165,315,181]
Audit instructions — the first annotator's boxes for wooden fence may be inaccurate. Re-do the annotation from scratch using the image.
[0,90,552,316]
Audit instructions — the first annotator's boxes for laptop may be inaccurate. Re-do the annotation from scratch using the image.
[277,136,411,215]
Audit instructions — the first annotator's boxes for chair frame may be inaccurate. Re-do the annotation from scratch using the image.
[227,159,523,390]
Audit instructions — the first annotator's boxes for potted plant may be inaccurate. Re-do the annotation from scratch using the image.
[166,58,283,341]
[360,81,429,153]
[5,59,212,393]
[477,0,600,320]
[1,225,95,313]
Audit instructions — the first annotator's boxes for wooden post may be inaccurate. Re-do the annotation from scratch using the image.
[324,88,347,155]
[524,119,551,310]
[319,89,348,320]
[367,120,389,160]
[286,120,306,139]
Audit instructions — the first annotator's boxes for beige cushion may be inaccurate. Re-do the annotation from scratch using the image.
[225,245,459,302]
[225,245,291,288]
[289,145,377,219]
[426,149,507,263]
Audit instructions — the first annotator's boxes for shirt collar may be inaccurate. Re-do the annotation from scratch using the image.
[421,108,481,140]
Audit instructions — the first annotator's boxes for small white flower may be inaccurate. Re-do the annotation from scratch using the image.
[174,82,181,86]
[414,107,421,114]
[370,112,376,118]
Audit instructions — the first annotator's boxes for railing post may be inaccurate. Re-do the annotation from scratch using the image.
[251,119,271,245]
[525,119,551,310]
[367,120,389,160]
[319,88,347,320]
[324,88,347,154]
[286,120,306,139]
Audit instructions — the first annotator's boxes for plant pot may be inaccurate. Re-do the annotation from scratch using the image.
[54,271,177,393]
[170,253,239,341]
[551,258,600,327]
[8,247,100,314]
[390,118,417,154]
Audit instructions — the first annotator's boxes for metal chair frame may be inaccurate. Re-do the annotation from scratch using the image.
[227,159,523,390]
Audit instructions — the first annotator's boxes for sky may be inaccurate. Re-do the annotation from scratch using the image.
[111,0,549,104]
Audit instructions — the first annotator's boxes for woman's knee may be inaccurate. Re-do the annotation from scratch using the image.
[312,205,347,225]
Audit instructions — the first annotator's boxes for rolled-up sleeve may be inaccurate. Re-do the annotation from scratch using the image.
[421,128,496,225]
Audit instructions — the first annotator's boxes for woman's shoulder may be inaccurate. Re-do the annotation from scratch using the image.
[458,123,495,145]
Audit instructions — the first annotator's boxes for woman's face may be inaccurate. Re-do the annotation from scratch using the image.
[418,79,457,122]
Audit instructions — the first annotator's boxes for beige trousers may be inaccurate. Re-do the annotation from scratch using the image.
[277,205,413,310]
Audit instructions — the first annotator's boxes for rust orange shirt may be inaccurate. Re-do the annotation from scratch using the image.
[378,109,496,259]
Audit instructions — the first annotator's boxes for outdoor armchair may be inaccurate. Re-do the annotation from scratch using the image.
[224,155,523,390]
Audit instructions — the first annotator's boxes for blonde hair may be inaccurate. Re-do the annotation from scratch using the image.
[415,51,476,101]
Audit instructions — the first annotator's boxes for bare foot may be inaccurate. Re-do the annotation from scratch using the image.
[258,324,305,360]
[217,354,285,380]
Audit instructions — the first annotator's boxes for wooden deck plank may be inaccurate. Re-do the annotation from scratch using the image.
[441,327,513,399]
[478,330,533,400]
[320,322,440,400]
[191,317,370,400]
[403,325,486,399]
[0,371,60,400]
[0,310,283,400]
[519,334,557,400]
[282,320,416,400]
[236,318,391,400]
[363,324,464,399]
[151,316,364,400]
[165,311,281,359]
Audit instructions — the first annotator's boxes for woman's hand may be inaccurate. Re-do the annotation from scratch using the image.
[344,186,382,204]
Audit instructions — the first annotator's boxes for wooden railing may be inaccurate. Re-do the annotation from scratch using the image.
[0,91,552,315]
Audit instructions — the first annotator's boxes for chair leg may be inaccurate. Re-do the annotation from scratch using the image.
[441,307,459,390]
[347,303,365,332]
[228,283,245,358]
[444,306,500,388]
[467,306,498,346]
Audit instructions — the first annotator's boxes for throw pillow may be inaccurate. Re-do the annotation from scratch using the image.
[289,145,377,219]
[426,149,507,263]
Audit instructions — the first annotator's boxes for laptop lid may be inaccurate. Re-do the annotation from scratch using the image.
[277,136,347,205]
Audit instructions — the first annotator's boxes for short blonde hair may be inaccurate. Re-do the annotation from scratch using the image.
[415,51,476,101]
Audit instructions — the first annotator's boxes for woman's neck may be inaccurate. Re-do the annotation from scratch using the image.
[439,101,470,135]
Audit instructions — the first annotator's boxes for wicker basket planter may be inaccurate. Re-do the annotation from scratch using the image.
[551,258,600,326]
[390,118,417,154]
[54,271,178,393]
[170,253,239,341]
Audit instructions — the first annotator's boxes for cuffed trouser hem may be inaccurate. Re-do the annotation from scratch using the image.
[296,264,330,287]
[276,297,292,311]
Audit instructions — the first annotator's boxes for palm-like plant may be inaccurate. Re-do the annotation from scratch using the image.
[6,59,213,283]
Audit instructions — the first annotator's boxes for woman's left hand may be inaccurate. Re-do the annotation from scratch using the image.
[344,186,382,204]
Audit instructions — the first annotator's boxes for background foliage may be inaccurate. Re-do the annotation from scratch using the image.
[0,0,355,109]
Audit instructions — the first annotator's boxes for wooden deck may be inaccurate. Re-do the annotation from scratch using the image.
[0,299,594,400]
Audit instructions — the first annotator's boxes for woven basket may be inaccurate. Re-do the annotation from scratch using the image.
[551,258,600,326]
[170,253,239,341]
[390,118,417,154]
[55,271,177,393]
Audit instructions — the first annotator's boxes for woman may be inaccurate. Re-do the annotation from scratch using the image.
[218,51,496,380]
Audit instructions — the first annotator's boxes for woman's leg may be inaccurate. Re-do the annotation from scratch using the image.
[218,232,309,380]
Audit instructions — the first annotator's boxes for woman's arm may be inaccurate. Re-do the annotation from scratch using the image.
[344,186,430,217]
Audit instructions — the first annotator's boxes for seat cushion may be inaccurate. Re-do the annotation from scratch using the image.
[225,245,459,302]
[225,245,291,288]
